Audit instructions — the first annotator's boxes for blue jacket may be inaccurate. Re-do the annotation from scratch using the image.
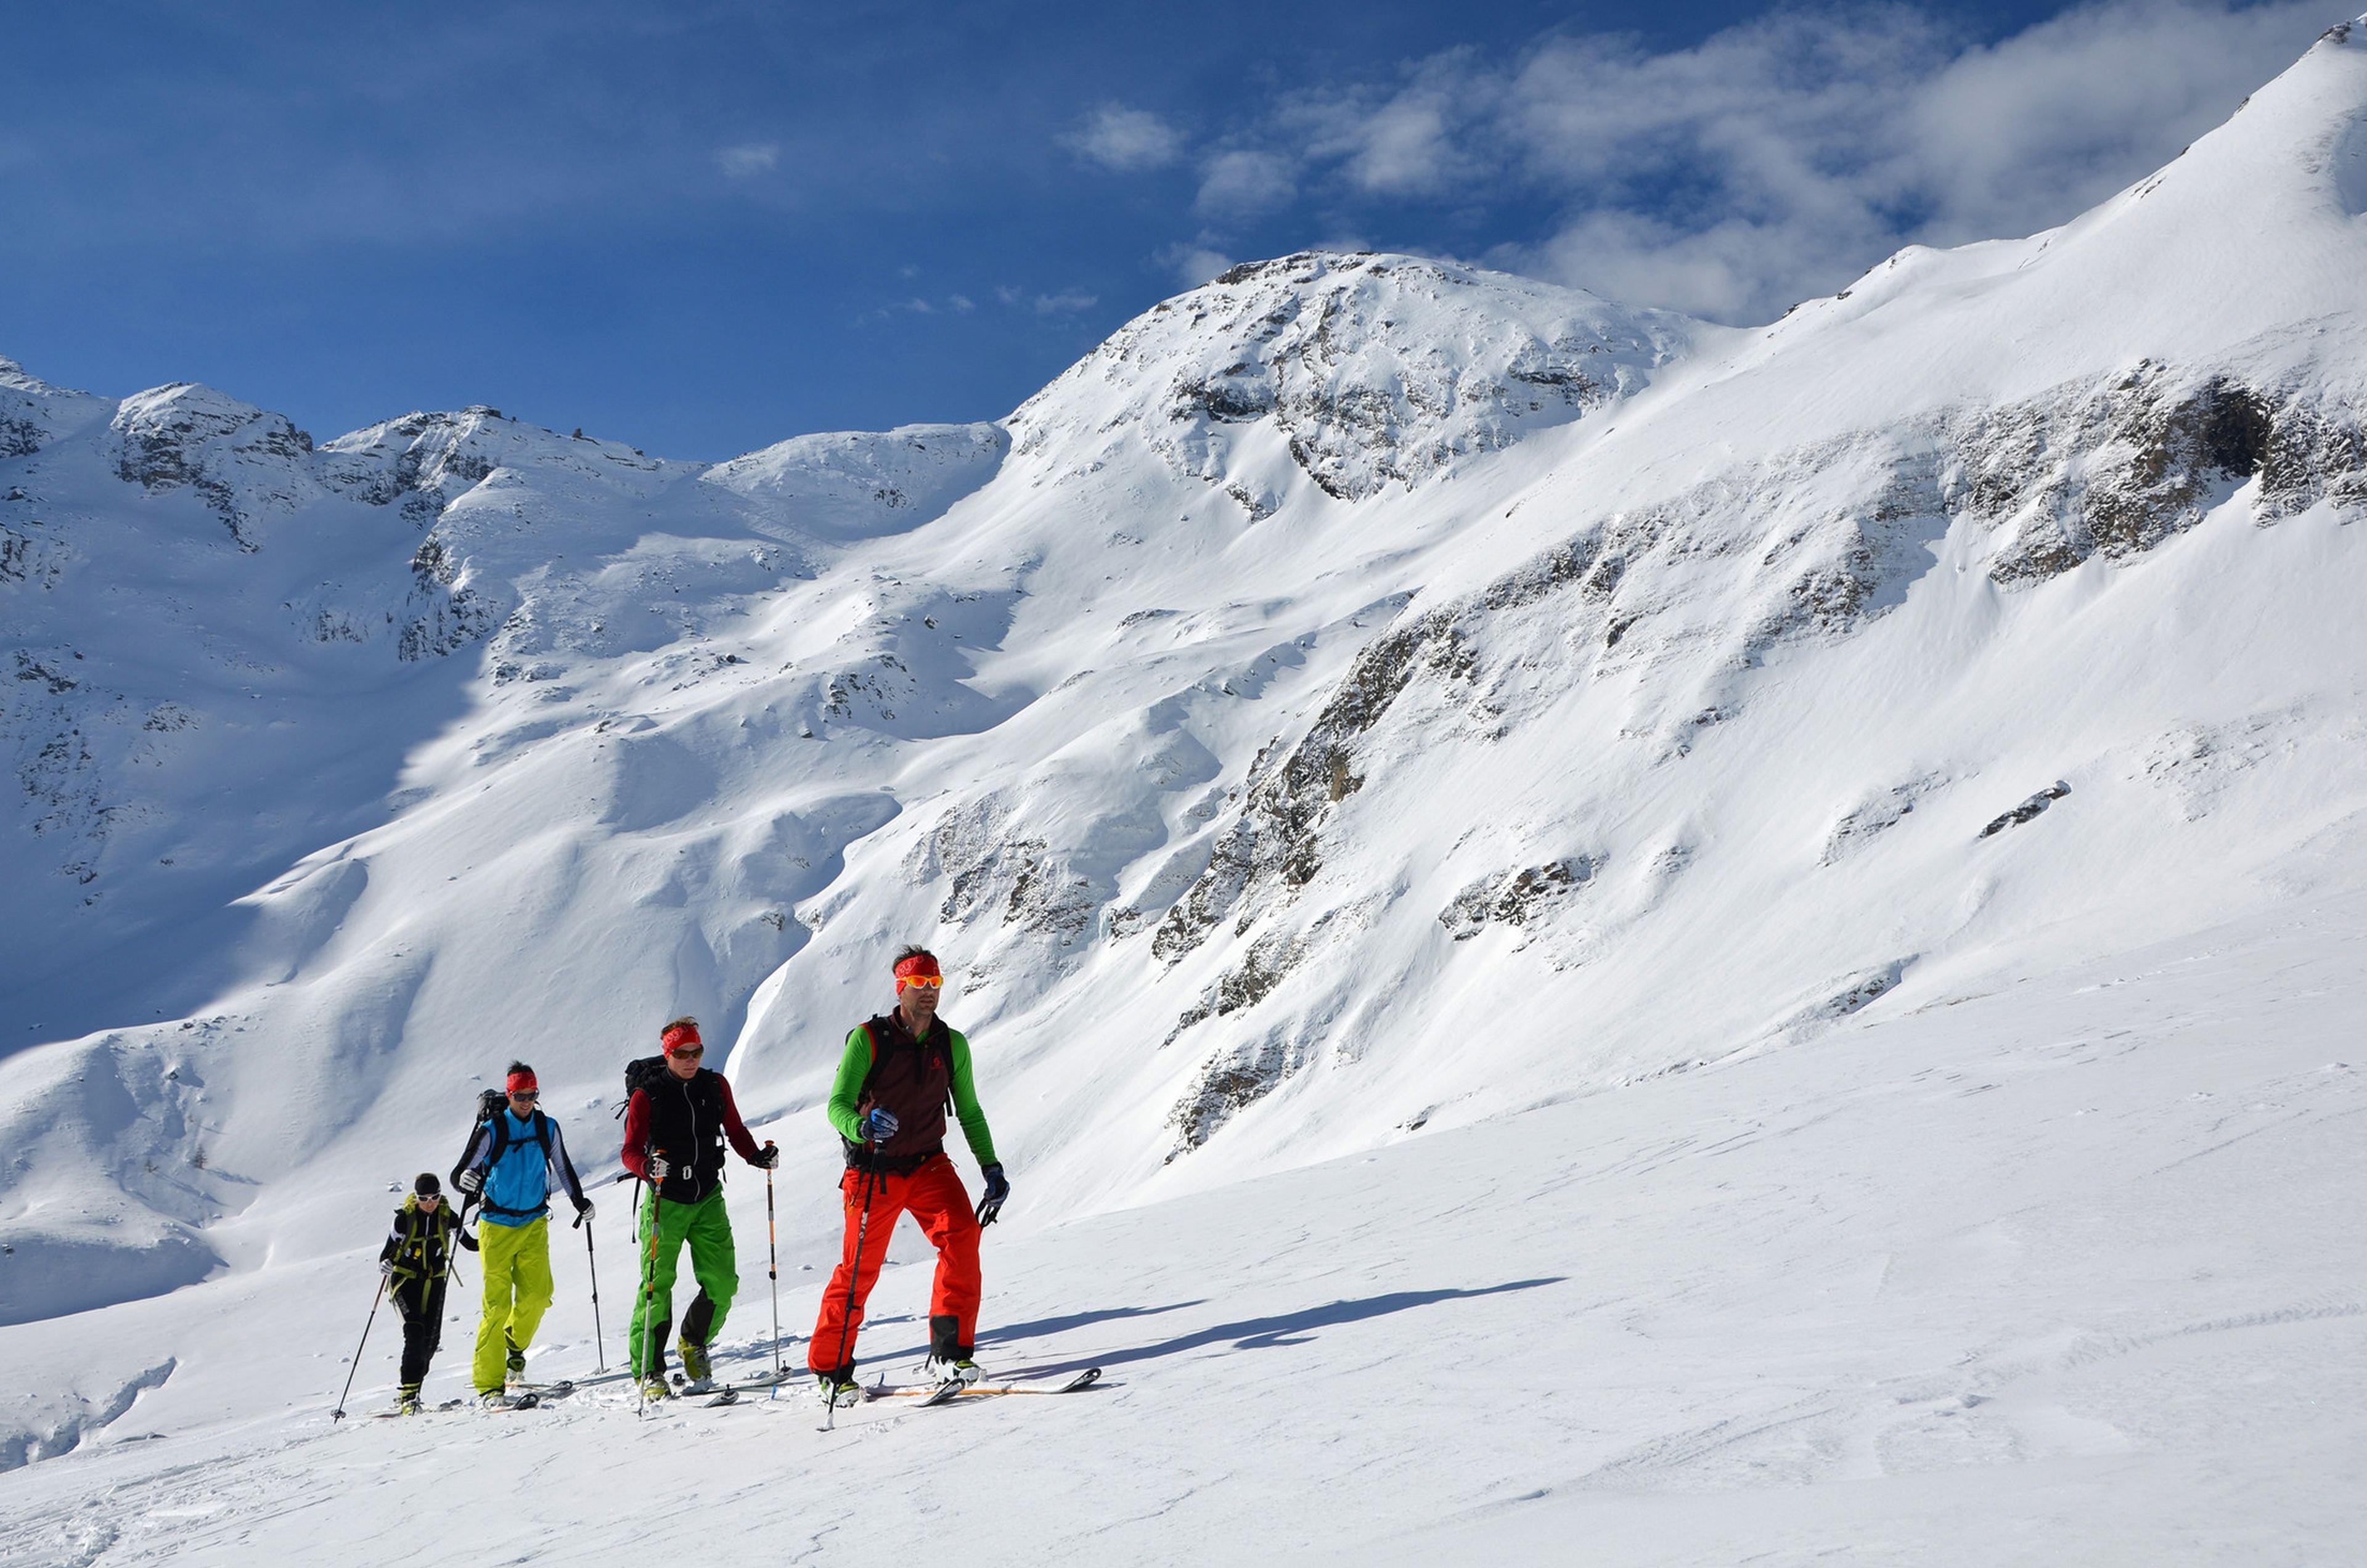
[459,1109,586,1228]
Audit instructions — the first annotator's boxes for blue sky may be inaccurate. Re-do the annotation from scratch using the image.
[0,1,2341,459]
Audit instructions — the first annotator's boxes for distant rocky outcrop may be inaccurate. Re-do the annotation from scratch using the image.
[108,383,313,550]
[1013,251,1696,505]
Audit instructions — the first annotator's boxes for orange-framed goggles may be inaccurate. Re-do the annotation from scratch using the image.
[896,973,944,992]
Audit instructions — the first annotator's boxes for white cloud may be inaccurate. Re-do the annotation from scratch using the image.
[1068,104,1186,172]
[714,142,780,179]
[1196,1,2331,324]
[1193,150,1297,218]
[1156,238,1237,289]
[1032,289,1099,316]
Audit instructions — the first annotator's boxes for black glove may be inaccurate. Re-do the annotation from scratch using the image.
[752,1141,779,1170]
[459,1227,480,1252]
[573,1196,594,1221]
[976,1164,1010,1227]
[456,1169,484,1196]
[858,1108,900,1141]
[647,1153,671,1181]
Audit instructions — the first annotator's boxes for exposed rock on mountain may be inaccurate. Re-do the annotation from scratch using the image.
[109,383,314,550]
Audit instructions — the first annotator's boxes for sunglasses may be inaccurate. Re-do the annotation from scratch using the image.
[418,1194,442,1204]
[509,1090,539,1101]
[897,974,944,990]
[667,1046,705,1059]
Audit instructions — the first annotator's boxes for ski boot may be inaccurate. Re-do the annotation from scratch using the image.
[504,1341,527,1393]
[392,1384,423,1416]
[478,1389,510,1411]
[816,1373,863,1410]
[677,1337,714,1394]
[640,1374,672,1403]
[925,1355,983,1389]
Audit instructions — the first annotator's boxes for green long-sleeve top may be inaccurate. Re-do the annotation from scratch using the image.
[825,1021,999,1167]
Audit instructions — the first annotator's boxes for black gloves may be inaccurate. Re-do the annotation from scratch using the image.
[976,1164,1010,1227]
[752,1141,780,1170]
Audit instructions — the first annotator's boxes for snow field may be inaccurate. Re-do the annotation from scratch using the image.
[4,880,2363,1565]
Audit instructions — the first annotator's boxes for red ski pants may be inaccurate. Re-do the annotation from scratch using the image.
[807,1156,981,1376]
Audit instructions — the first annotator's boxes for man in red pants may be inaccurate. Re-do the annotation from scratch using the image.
[809,945,1010,1407]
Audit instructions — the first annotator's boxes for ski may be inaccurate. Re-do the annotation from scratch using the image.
[512,1379,576,1401]
[872,1367,1103,1401]
[372,1399,466,1418]
[696,1369,796,1407]
[481,1391,541,1412]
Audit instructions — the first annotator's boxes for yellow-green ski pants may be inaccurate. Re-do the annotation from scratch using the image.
[471,1215,553,1393]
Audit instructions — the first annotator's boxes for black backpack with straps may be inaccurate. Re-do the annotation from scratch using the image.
[449,1087,554,1200]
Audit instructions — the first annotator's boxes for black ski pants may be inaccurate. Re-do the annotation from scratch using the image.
[393,1275,448,1388]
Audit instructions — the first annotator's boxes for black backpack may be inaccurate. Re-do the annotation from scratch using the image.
[618,1056,669,1117]
[449,1088,554,1195]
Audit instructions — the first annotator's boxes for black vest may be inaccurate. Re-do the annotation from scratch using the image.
[631,1062,731,1204]
[846,1011,953,1172]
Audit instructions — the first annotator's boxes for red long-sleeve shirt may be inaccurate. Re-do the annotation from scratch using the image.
[621,1068,764,1200]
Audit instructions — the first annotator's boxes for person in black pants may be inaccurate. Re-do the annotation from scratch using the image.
[378,1172,476,1413]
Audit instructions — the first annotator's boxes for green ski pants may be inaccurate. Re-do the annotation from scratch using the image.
[629,1185,738,1376]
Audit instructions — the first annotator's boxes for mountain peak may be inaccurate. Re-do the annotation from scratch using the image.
[1012,249,1696,505]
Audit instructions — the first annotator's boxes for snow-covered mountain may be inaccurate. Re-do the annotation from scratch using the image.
[4,18,2367,1564]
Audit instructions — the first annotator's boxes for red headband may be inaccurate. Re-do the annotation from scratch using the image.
[661,1021,702,1055]
[505,1068,537,1095]
[893,953,941,987]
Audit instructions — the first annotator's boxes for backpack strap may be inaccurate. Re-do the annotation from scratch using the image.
[854,1023,880,1095]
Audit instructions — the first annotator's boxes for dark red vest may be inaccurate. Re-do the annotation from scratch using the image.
[848,1011,953,1171]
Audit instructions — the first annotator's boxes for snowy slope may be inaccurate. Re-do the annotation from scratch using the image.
[3,17,2367,1564]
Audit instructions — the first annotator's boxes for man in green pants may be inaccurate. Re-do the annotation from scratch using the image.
[619,1016,778,1398]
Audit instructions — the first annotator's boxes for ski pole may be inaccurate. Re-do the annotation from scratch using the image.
[636,1149,665,1419]
[764,1145,782,1392]
[577,1207,605,1374]
[823,1164,877,1432]
[330,1275,387,1423]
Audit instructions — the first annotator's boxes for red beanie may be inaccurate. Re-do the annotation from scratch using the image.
[505,1067,537,1095]
[660,1021,702,1055]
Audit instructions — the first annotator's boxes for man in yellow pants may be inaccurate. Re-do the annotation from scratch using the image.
[452,1061,591,1406]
